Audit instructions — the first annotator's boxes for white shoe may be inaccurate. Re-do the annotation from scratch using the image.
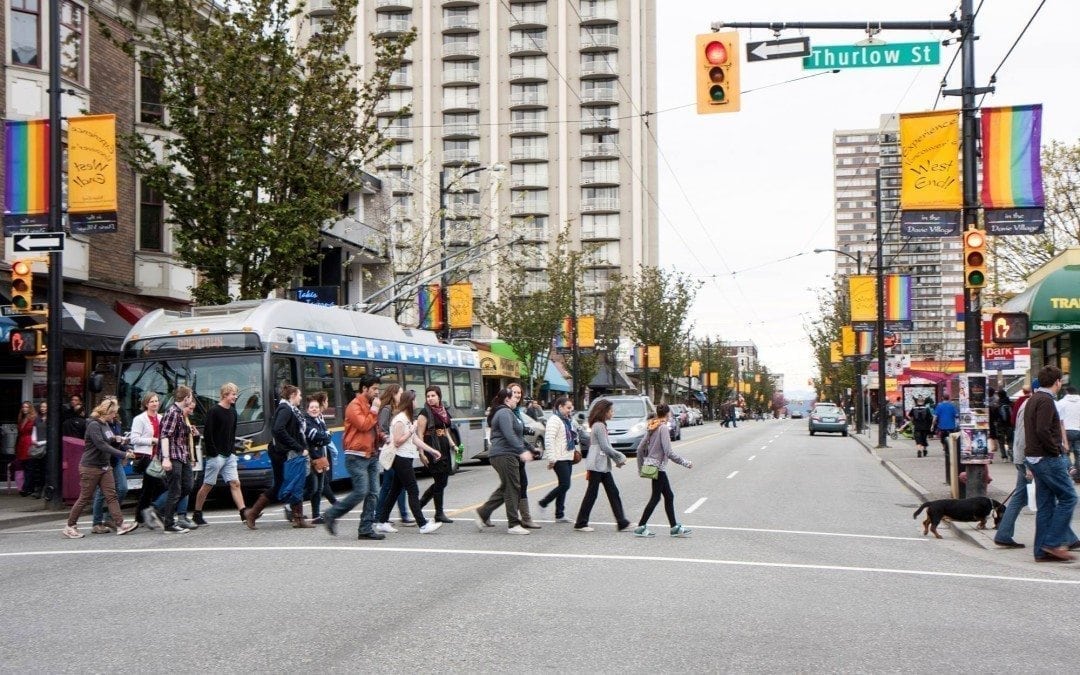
[62,525,85,539]
[574,526,595,532]
[537,503,550,518]
[418,521,442,534]
[116,522,139,536]
[507,525,531,535]
[375,522,398,534]
[555,517,572,523]
[141,508,163,530]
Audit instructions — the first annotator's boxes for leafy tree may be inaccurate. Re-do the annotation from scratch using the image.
[694,336,734,418]
[805,281,857,405]
[99,0,414,304]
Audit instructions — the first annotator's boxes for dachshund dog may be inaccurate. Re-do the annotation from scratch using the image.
[913,497,1006,539]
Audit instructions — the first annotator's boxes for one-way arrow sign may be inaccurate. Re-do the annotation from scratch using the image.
[747,37,811,62]
[12,231,65,252]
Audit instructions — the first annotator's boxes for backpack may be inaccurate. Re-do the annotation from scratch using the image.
[911,406,932,429]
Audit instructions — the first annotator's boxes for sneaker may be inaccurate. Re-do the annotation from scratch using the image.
[103,521,117,532]
[310,516,325,525]
[375,522,398,534]
[62,525,85,539]
[192,512,208,526]
[634,526,655,538]
[358,531,386,540]
[141,508,163,531]
[537,503,550,518]
[507,525,531,535]
[91,524,110,534]
[418,521,443,534]
[555,517,572,524]
[116,522,139,536]
[163,524,189,534]
[574,526,595,532]
[324,516,338,536]
[475,510,493,531]
[177,517,198,530]
[399,519,418,527]
[670,524,692,537]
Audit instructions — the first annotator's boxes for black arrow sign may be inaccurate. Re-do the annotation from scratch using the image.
[746,37,811,62]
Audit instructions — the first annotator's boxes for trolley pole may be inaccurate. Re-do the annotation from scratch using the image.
[46,0,65,508]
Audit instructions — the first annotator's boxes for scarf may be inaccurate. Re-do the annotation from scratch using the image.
[429,403,450,426]
[280,399,307,436]
[556,410,576,449]
[646,418,666,432]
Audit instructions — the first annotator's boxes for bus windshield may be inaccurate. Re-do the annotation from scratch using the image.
[117,354,264,431]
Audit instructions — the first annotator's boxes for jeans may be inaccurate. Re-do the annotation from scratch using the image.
[378,455,427,527]
[93,461,129,525]
[154,489,188,515]
[21,457,45,495]
[638,471,677,528]
[309,470,328,518]
[67,466,124,528]
[1027,455,1079,557]
[539,460,573,518]
[375,466,410,522]
[575,470,628,528]
[1067,429,1080,477]
[326,455,380,535]
[477,454,522,527]
[994,464,1029,543]
[161,461,193,528]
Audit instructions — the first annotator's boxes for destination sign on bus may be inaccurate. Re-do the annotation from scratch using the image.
[287,329,479,368]
[124,332,262,358]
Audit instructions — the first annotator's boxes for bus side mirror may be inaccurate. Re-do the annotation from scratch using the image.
[88,372,105,393]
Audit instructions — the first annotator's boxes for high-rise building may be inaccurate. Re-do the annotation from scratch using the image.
[306,0,659,331]
[831,115,964,362]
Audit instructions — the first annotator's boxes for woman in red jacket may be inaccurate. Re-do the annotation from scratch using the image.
[15,401,37,496]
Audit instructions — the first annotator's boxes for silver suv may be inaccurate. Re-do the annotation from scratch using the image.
[582,395,656,455]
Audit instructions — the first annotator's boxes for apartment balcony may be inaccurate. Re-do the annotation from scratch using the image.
[580,115,618,133]
[509,119,547,135]
[134,252,196,301]
[443,148,480,165]
[581,197,620,213]
[517,222,548,242]
[509,145,548,162]
[509,90,548,108]
[509,8,547,28]
[443,122,480,138]
[375,0,413,9]
[443,15,480,33]
[375,152,410,168]
[387,177,412,193]
[442,96,479,113]
[380,126,412,141]
[510,200,549,216]
[374,99,408,116]
[580,170,619,187]
[523,280,550,295]
[581,227,620,241]
[509,37,548,56]
[442,42,481,59]
[389,205,413,221]
[445,202,481,218]
[509,65,547,83]
[444,221,476,244]
[307,0,338,16]
[580,141,619,158]
[580,61,618,78]
[374,18,412,37]
[580,32,619,51]
[579,4,619,24]
[442,67,480,85]
[388,71,412,88]
[580,87,618,105]
[509,174,548,189]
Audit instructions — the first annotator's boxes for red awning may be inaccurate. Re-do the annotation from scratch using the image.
[113,301,150,324]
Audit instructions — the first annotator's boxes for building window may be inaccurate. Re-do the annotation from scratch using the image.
[139,53,164,125]
[11,0,41,67]
[139,180,164,251]
[59,0,84,83]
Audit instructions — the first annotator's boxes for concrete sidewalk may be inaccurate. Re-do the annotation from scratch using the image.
[850,424,1080,551]
[0,487,69,530]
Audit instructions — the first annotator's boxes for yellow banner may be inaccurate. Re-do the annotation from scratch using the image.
[577,315,595,349]
[689,360,701,377]
[67,114,117,213]
[447,282,473,329]
[842,326,856,357]
[848,275,877,323]
[707,372,718,387]
[899,110,961,210]
[830,341,842,364]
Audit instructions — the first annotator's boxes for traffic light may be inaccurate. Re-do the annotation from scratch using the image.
[10,260,33,311]
[990,313,1029,345]
[963,229,987,289]
[695,32,741,114]
[10,329,43,355]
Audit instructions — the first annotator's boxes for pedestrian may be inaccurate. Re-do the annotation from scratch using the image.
[475,386,535,535]
[192,383,247,526]
[994,389,1014,462]
[907,396,934,458]
[932,393,959,484]
[89,398,130,534]
[509,381,541,529]
[1011,385,1032,426]
[376,390,443,534]
[271,384,314,528]
[375,384,414,529]
[310,391,339,512]
[573,398,630,532]
[62,394,88,439]
[62,399,139,538]
[15,401,37,496]
[304,393,333,525]
[25,401,47,498]
[1023,365,1079,562]
[132,392,164,529]
[158,386,197,534]
[525,399,545,422]
[1055,385,1080,483]
[538,395,577,523]
[322,374,385,540]
[154,396,201,530]
[416,385,458,524]
[634,404,693,538]
[994,381,1035,549]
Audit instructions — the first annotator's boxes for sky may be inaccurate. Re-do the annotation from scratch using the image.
[654,0,1080,398]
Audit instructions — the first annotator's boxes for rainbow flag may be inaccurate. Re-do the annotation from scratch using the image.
[417,285,443,331]
[554,316,573,349]
[884,275,912,322]
[980,105,1044,208]
[4,119,50,218]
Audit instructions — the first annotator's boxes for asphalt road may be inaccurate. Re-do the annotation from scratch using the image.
[2,419,1077,673]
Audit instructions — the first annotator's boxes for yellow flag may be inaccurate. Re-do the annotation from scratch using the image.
[67,114,118,213]
[447,282,473,329]
[842,326,856,357]
[848,275,877,323]
[577,315,595,348]
[899,110,961,210]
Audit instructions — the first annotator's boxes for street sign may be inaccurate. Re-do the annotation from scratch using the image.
[746,37,810,62]
[803,41,940,70]
[12,231,65,252]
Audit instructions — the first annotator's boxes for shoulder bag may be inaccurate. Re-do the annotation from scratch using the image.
[572,449,582,465]
[639,464,659,479]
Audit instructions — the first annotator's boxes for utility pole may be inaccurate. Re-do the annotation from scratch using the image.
[704,336,712,420]
[570,255,581,410]
[46,0,65,508]
[874,169,888,448]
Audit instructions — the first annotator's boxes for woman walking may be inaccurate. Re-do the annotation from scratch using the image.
[246,385,310,528]
[312,391,338,512]
[538,396,577,523]
[476,387,535,534]
[574,399,631,532]
[304,393,333,524]
[375,384,413,529]
[26,402,48,498]
[132,392,164,528]
[62,399,139,538]
[635,404,693,538]
[509,382,541,529]
[15,401,37,496]
[376,390,443,534]
[416,385,457,524]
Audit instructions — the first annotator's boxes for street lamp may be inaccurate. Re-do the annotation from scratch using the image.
[813,247,863,275]
[438,163,505,341]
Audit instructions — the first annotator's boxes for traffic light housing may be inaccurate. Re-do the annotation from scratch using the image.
[695,32,741,114]
[10,260,33,311]
[963,229,987,289]
[10,329,44,355]
[990,313,1029,345]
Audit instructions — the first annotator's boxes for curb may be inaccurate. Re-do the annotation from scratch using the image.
[0,510,68,531]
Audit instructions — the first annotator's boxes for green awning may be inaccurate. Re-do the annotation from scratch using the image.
[1002,264,1080,331]
[488,340,527,377]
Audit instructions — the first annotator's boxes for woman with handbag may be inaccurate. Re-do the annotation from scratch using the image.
[538,395,578,523]
[416,385,457,524]
[376,390,443,534]
[15,401,37,496]
[634,404,693,538]
[573,398,631,532]
[304,393,333,524]
[132,392,164,528]
[62,399,139,538]
[375,384,413,530]
[245,384,311,529]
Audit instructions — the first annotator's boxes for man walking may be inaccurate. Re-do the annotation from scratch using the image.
[157,386,195,534]
[907,396,934,458]
[192,383,246,526]
[1055,385,1080,483]
[323,375,384,540]
[1024,366,1078,562]
[932,393,959,484]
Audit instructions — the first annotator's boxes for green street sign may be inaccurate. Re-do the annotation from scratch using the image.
[803,41,940,70]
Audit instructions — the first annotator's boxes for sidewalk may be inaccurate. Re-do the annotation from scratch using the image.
[0,487,69,530]
[850,424,1080,550]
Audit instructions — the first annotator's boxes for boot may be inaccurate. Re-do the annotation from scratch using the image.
[519,498,541,529]
[292,504,314,528]
[245,494,271,530]
[434,493,453,523]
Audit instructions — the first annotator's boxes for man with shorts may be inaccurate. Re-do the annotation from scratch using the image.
[907,396,934,458]
[192,383,246,526]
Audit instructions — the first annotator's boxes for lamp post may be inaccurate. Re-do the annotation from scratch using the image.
[812,248,862,275]
[813,247,867,434]
[438,163,504,341]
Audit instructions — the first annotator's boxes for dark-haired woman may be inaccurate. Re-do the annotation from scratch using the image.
[246,384,311,528]
[304,394,333,524]
[417,385,457,524]
[538,395,577,523]
[376,384,412,530]
[376,390,443,534]
[475,386,534,534]
[574,398,631,532]
[635,404,694,538]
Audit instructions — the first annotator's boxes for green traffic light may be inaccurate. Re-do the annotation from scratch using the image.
[709,85,725,102]
[967,271,985,287]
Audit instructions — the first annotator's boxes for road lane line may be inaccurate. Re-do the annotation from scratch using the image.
[726,471,739,479]
[2,545,1076,586]
[747,455,756,462]
[684,498,707,514]
[760,445,768,450]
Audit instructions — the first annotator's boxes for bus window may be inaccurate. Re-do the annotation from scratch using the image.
[342,360,368,401]
[404,366,426,399]
[429,368,450,387]
[452,370,474,410]
[303,358,338,419]
[370,365,399,384]
[271,357,298,399]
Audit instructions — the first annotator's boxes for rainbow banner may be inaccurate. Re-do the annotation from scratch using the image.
[884,275,912,322]
[555,317,573,349]
[3,119,50,233]
[417,285,443,331]
[980,104,1044,208]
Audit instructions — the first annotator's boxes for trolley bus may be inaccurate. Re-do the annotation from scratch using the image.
[117,299,485,490]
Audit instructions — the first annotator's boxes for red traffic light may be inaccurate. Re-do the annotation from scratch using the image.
[705,40,728,65]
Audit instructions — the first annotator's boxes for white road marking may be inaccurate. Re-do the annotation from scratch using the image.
[0,544,1075,586]
[747,455,756,462]
[726,471,739,479]
[760,445,768,450]
[684,498,707,514]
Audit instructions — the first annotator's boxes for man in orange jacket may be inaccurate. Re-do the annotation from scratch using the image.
[323,374,385,540]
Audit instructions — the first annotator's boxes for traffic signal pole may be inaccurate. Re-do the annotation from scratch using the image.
[46,0,65,508]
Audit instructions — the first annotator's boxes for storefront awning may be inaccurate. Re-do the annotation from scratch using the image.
[693,391,707,403]
[477,349,521,379]
[62,294,135,352]
[1002,264,1080,331]
[543,359,571,392]
[589,364,637,391]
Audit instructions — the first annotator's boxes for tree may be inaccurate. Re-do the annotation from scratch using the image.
[695,336,734,418]
[100,0,414,304]
[805,281,856,405]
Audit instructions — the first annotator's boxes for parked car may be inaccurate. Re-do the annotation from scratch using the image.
[669,404,690,428]
[686,407,703,426]
[580,395,655,456]
[808,403,848,436]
